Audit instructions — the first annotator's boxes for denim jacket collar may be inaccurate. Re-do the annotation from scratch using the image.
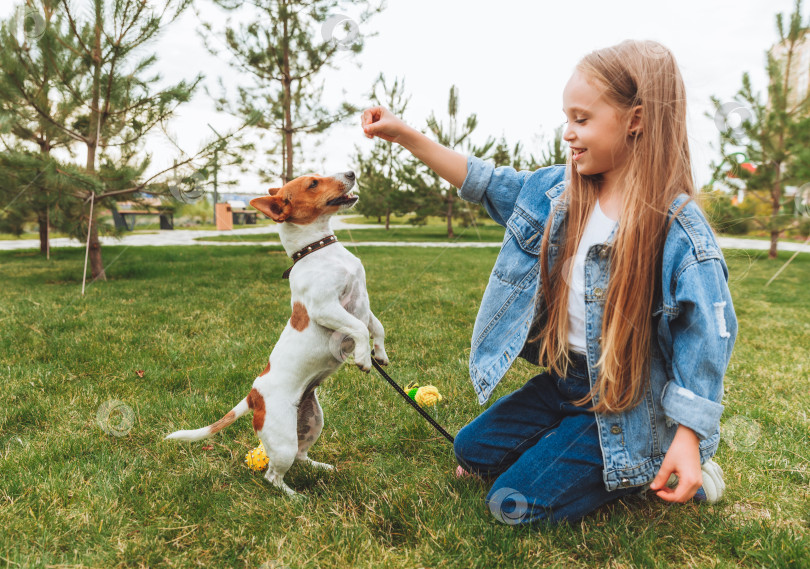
[544,181,620,248]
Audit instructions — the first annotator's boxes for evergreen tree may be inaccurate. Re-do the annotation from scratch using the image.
[531,125,567,168]
[352,73,410,229]
[423,85,494,238]
[0,0,82,253]
[0,0,212,280]
[491,136,511,167]
[708,0,810,258]
[202,0,385,184]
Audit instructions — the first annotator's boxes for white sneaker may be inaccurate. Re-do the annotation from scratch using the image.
[699,458,726,504]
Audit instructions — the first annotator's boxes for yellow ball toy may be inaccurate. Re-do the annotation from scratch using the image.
[415,385,443,407]
[405,382,444,407]
[245,441,269,471]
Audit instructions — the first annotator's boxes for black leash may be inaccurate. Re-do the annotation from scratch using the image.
[371,357,455,444]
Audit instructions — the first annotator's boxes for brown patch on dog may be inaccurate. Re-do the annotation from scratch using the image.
[250,194,292,222]
[247,388,266,432]
[297,388,316,439]
[249,175,350,225]
[260,361,271,376]
[209,410,236,434]
[290,302,309,331]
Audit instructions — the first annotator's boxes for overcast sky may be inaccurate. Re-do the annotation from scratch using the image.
[9,0,802,195]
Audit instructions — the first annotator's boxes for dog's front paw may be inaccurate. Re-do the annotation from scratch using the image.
[372,345,389,366]
[354,347,372,372]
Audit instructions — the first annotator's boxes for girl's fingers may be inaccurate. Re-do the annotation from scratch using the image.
[362,106,382,126]
[654,488,675,502]
[361,107,383,138]
[361,106,401,143]
[653,472,701,502]
[648,464,673,491]
[656,483,698,503]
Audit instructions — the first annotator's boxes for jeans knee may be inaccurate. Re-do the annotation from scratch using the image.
[485,483,543,525]
[484,480,579,525]
[453,424,475,468]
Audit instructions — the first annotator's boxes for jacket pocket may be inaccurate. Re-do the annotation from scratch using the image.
[506,206,545,256]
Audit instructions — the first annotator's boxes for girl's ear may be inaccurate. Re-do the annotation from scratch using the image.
[250,195,291,222]
[628,105,643,137]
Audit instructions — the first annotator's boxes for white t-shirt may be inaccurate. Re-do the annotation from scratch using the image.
[567,200,619,355]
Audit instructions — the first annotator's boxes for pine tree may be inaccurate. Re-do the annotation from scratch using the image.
[423,85,494,238]
[0,0,82,254]
[0,0,207,280]
[531,125,567,168]
[202,0,385,184]
[491,137,511,167]
[352,73,411,229]
[708,0,810,259]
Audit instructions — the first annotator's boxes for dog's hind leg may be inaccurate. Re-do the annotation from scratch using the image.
[295,387,333,471]
[255,402,300,497]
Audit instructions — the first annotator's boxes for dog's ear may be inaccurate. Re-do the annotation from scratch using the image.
[267,187,281,196]
[250,195,291,222]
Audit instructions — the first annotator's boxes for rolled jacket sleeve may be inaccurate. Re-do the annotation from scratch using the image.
[458,155,534,227]
[662,257,737,440]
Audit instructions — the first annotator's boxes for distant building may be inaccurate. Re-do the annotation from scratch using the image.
[769,29,810,115]
[727,162,757,205]
[734,31,810,207]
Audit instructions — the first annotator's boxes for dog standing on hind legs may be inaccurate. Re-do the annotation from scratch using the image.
[165,171,389,497]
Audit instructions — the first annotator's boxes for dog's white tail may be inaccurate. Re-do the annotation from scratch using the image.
[164,397,249,442]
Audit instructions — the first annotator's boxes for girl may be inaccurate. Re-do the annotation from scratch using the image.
[360,40,737,525]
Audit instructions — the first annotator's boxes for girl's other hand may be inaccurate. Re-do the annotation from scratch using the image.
[648,425,702,502]
[361,106,408,143]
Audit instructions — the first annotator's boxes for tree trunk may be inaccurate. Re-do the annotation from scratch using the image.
[37,207,48,255]
[446,195,455,238]
[84,1,106,280]
[770,162,782,260]
[385,209,390,230]
[281,4,293,184]
[88,209,106,282]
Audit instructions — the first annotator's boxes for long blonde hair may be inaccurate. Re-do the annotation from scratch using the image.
[532,40,695,414]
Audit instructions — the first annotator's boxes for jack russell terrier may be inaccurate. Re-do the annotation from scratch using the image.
[165,171,389,497]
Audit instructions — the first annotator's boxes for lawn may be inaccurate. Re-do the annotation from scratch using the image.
[0,244,808,568]
[195,223,506,244]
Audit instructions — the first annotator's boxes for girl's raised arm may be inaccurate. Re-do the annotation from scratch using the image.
[361,106,467,189]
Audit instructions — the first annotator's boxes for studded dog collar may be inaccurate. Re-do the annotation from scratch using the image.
[281,235,338,279]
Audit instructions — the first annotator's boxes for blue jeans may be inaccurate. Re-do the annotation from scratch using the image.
[454,350,643,525]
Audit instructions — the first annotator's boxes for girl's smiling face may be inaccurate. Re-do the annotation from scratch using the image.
[562,70,637,182]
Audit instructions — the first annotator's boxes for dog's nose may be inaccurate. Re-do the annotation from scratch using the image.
[345,171,355,180]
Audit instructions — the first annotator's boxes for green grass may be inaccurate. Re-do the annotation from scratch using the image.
[340,214,495,227]
[197,222,506,243]
[124,219,277,232]
[0,232,73,241]
[0,244,808,568]
[716,232,810,243]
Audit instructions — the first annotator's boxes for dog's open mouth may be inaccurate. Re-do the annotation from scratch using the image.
[326,193,358,206]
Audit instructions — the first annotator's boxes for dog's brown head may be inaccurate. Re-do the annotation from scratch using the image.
[249,171,357,224]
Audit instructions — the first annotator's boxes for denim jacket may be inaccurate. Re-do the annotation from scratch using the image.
[459,155,738,491]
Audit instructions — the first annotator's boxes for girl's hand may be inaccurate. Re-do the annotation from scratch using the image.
[648,425,702,502]
[361,105,468,189]
[361,106,410,144]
